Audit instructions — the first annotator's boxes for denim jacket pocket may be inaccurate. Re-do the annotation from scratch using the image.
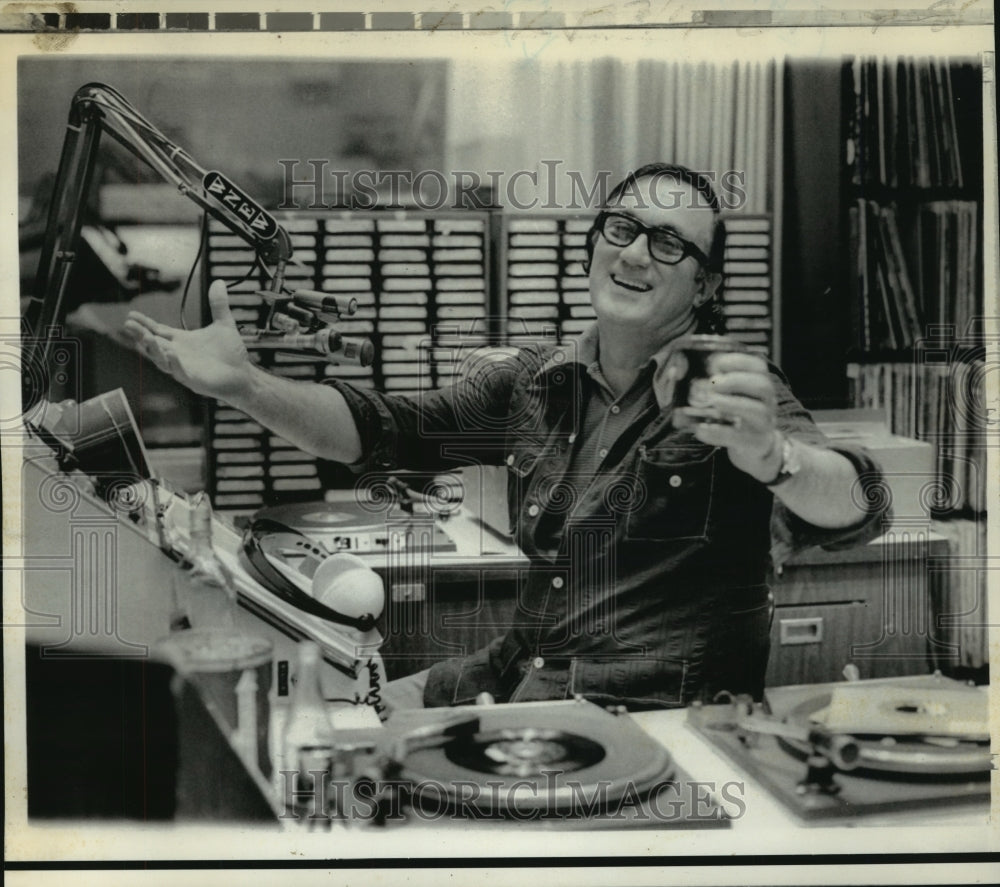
[423,640,509,707]
[505,441,543,535]
[569,656,689,708]
[623,444,717,542]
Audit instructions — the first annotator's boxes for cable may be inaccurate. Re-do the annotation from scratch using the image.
[365,658,387,722]
[178,215,264,331]
[178,211,208,330]
[240,254,267,287]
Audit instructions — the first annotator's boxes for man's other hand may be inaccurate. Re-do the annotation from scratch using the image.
[674,351,784,483]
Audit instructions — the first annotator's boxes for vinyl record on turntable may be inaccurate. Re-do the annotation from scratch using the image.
[809,682,988,741]
[255,498,459,554]
[398,700,675,815]
[256,501,386,534]
[780,685,991,775]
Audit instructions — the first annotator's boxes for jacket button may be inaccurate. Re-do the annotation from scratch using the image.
[568,433,577,444]
[669,474,682,487]
[551,576,564,589]
[506,454,515,466]
[598,447,608,458]
[527,504,540,517]
[533,657,545,669]
[610,404,621,414]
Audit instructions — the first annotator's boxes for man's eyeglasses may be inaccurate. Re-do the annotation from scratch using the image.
[595,211,711,268]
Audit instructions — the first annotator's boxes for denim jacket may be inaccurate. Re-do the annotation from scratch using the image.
[329,332,888,709]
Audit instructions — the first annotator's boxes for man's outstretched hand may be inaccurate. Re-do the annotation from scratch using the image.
[125,279,364,463]
[124,280,253,402]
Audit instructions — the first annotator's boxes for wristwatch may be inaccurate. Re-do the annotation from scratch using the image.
[764,433,802,488]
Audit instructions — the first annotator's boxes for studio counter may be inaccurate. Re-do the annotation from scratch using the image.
[8,448,994,851]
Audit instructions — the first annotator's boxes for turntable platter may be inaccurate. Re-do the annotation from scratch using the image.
[398,700,675,816]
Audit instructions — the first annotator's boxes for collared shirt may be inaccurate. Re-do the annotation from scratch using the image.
[329,323,889,709]
[536,324,669,558]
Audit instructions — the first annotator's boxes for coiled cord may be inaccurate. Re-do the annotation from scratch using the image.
[365,658,388,722]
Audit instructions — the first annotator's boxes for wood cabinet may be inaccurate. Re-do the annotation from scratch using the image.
[766,531,948,687]
[375,530,948,689]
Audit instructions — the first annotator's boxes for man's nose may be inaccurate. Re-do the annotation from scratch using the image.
[619,232,651,266]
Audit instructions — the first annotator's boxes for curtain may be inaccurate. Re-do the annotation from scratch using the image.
[446,58,774,213]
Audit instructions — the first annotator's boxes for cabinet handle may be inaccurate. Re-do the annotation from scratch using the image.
[778,616,824,645]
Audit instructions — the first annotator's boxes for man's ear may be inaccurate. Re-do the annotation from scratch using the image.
[693,271,722,308]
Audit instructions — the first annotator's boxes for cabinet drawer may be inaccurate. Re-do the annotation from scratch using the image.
[774,535,949,608]
[766,601,930,687]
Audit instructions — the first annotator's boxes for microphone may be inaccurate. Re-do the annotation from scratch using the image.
[240,328,374,366]
[311,329,374,366]
[292,289,358,317]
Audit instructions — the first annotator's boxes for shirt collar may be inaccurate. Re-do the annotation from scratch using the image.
[534,321,685,410]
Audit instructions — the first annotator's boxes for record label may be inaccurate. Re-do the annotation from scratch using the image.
[444,728,606,778]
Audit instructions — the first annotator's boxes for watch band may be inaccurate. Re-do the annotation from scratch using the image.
[764,434,800,488]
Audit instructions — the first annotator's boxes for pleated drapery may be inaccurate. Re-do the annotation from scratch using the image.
[445,58,775,213]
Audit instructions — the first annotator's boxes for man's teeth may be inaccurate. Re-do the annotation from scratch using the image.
[612,275,651,292]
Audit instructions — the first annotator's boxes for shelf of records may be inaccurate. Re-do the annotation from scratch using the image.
[847,357,988,514]
[844,56,980,191]
[847,198,980,353]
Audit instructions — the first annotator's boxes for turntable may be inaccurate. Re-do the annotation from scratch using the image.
[686,673,992,821]
[255,495,458,555]
[281,699,732,829]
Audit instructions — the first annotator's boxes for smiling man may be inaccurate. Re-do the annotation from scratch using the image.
[125,162,888,711]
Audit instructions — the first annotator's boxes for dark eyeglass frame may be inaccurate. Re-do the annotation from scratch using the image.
[595,210,712,268]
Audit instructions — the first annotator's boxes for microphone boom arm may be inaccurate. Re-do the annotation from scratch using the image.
[22,82,370,410]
